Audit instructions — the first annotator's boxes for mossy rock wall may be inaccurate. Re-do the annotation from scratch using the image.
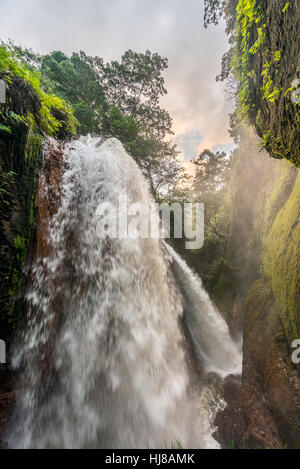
[231,0,300,166]
[228,125,298,301]
[264,172,300,344]
[0,99,42,350]
[229,126,300,448]
[229,127,299,344]
[0,66,76,353]
[228,126,280,298]
[242,276,300,448]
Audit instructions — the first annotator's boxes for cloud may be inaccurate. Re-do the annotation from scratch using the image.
[175,130,204,161]
[0,0,233,160]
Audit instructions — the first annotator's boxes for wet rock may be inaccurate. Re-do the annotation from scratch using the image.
[214,374,248,449]
[0,366,16,448]
[241,277,300,449]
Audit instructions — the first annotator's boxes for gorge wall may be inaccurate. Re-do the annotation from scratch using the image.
[230,0,300,167]
[217,126,300,449]
[210,0,300,448]
[0,48,76,357]
[0,56,76,442]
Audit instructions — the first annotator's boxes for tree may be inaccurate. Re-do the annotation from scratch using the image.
[101,50,181,195]
[204,0,239,32]
[204,1,240,141]
[135,137,182,198]
[41,51,107,135]
[204,0,226,28]
[193,149,231,239]
[4,39,42,71]
[14,45,182,197]
[102,50,171,137]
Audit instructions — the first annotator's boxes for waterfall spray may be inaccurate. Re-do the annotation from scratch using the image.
[8,137,241,449]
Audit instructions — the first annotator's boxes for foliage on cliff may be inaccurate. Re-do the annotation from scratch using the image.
[233,0,300,166]
[0,45,77,349]
[205,0,300,167]
[0,45,77,138]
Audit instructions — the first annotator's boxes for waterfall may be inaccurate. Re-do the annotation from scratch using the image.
[166,244,242,377]
[8,137,241,449]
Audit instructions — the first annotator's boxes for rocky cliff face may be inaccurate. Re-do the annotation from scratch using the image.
[231,0,300,166]
[217,126,300,449]
[0,79,42,445]
[0,138,67,447]
[242,277,300,449]
[221,0,300,448]
[0,64,76,445]
[0,57,77,358]
[0,78,42,356]
[250,0,300,166]
[242,168,300,449]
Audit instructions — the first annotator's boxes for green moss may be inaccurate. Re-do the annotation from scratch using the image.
[244,277,272,321]
[229,0,300,166]
[282,2,290,13]
[263,161,297,238]
[264,172,300,344]
[25,129,42,161]
[232,0,263,119]
[0,45,77,137]
[249,26,266,55]
[0,123,12,134]
[0,124,42,336]
[261,52,283,104]
[0,45,78,337]
[204,257,234,302]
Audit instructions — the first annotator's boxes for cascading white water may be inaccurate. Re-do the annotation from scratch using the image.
[9,137,241,449]
[166,244,242,378]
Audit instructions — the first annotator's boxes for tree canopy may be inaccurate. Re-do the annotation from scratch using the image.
[204,0,226,28]
[39,48,182,196]
[193,149,231,239]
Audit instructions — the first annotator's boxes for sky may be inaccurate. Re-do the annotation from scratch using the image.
[0,0,234,163]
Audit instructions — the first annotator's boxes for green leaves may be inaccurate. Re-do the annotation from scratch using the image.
[0,44,77,137]
[282,2,290,13]
[102,49,170,138]
[105,106,139,142]
[40,50,106,135]
[204,0,226,27]
[0,124,12,134]
[100,50,180,195]
[2,42,182,196]
[193,149,230,239]
[40,47,180,195]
